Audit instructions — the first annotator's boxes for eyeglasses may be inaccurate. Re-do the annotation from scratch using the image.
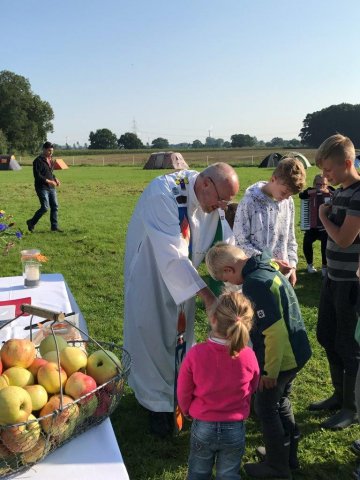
[208,176,229,205]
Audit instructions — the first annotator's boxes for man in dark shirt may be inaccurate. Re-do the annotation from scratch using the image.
[26,141,63,232]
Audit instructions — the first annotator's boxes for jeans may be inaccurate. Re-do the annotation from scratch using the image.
[254,369,298,443]
[188,419,245,480]
[30,187,58,229]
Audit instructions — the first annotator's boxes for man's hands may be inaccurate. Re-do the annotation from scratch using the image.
[197,287,217,315]
[289,269,297,287]
[274,259,292,275]
[46,179,61,187]
[258,376,277,391]
[319,203,331,222]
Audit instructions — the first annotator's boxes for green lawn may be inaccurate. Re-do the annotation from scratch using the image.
[1,165,359,479]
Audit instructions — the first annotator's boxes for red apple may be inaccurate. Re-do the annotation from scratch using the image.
[28,358,48,380]
[1,413,41,453]
[0,338,36,369]
[65,372,97,404]
[24,384,48,411]
[40,394,79,437]
[0,386,32,425]
[78,394,98,423]
[0,443,16,475]
[94,390,112,416]
[3,367,34,387]
[86,349,121,385]
[60,346,87,376]
[37,363,67,394]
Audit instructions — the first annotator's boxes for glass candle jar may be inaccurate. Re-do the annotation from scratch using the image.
[21,249,41,288]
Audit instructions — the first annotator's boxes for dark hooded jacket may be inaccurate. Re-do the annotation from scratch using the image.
[242,250,312,378]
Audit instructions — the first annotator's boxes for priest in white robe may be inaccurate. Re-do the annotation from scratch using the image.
[124,162,239,437]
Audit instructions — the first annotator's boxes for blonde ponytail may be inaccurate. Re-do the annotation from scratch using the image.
[212,291,254,357]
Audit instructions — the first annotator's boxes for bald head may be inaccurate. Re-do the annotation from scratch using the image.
[195,162,239,213]
[200,162,239,197]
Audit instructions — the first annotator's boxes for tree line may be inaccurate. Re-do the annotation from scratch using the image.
[1,70,359,154]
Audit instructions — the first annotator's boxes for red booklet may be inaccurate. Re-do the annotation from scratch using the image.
[0,297,32,317]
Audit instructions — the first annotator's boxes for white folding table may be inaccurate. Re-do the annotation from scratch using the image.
[0,273,129,480]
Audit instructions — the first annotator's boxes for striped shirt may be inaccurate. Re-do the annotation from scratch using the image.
[326,181,360,281]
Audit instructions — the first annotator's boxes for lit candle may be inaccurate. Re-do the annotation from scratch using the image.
[25,264,40,281]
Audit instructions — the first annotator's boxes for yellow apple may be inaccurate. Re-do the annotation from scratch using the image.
[1,414,41,453]
[0,338,36,369]
[3,367,34,387]
[40,394,79,437]
[24,384,48,411]
[21,435,50,464]
[60,346,87,376]
[37,362,67,394]
[86,349,122,385]
[39,335,67,357]
[0,375,9,390]
[0,386,32,425]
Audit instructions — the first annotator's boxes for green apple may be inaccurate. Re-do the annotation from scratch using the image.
[78,394,98,423]
[39,335,67,357]
[0,386,32,425]
[3,367,34,387]
[42,351,60,363]
[37,362,67,394]
[0,338,36,369]
[86,350,122,385]
[1,413,41,453]
[60,346,87,376]
[40,394,79,436]
[24,384,48,411]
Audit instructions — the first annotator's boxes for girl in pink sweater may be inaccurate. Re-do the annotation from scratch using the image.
[177,291,260,480]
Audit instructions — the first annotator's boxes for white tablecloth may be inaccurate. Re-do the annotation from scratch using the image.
[0,274,129,480]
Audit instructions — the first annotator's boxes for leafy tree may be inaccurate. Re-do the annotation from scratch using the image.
[205,137,224,148]
[0,129,8,153]
[118,132,143,149]
[300,103,360,147]
[151,137,169,149]
[192,139,203,148]
[230,134,256,148]
[89,128,118,149]
[269,137,285,147]
[223,141,231,148]
[0,70,54,153]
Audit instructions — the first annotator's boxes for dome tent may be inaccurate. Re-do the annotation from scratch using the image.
[259,151,312,169]
[258,152,283,168]
[143,151,189,170]
[0,155,21,171]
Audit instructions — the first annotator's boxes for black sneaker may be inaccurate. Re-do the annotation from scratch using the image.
[51,227,64,232]
[149,411,174,438]
[26,219,34,232]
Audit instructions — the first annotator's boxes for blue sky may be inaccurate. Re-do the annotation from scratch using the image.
[1,0,359,146]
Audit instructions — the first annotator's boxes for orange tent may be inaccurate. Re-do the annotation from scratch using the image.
[53,158,69,170]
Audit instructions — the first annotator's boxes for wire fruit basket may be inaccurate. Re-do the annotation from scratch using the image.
[0,305,131,478]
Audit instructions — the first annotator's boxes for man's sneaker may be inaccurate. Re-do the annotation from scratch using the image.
[51,227,64,232]
[307,264,317,273]
[322,266,327,277]
[26,219,34,232]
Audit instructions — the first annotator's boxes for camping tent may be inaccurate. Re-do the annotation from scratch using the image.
[53,158,69,170]
[259,151,312,169]
[0,155,21,171]
[143,152,189,170]
[258,152,283,168]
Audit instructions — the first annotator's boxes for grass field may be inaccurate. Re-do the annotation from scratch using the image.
[1,164,359,479]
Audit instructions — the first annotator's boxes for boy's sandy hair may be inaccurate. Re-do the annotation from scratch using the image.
[273,157,306,193]
[205,241,246,280]
[211,290,254,357]
[315,134,355,167]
